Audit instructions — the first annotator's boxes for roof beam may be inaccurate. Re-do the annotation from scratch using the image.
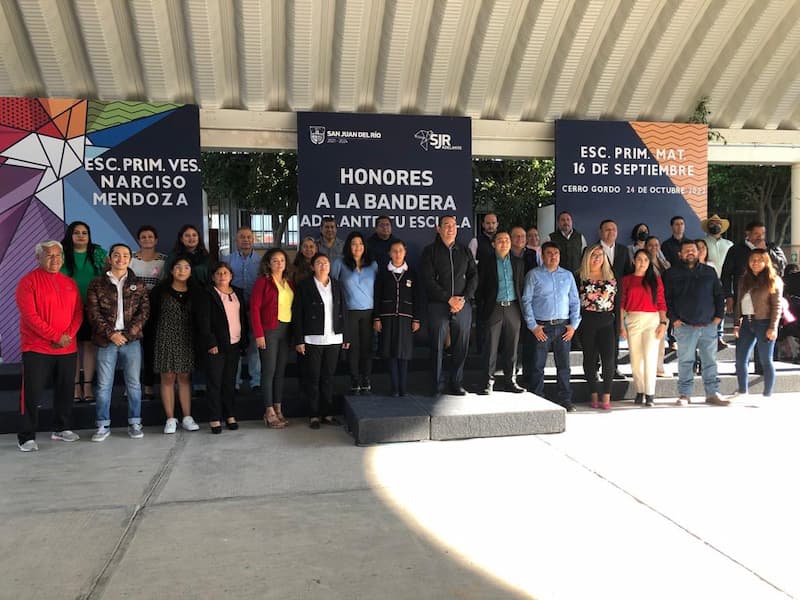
[676,1,764,121]
[0,0,44,96]
[520,0,587,121]
[482,0,537,120]
[354,0,386,112]
[743,41,800,130]
[208,0,241,108]
[76,0,146,100]
[714,1,800,127]
[399,0,436,113]
[310,0,337,110]
[200,110,800,163]
[441,0,489,115]
[603,0,674,119]
[263,0,288,111]
[640,0,720,120]
[563,0,634,119]
[17,0,96,98]
[150,0,194,103]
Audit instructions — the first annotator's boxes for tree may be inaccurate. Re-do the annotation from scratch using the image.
[472,158,554,228]
[708,164,791,244]
[202,151,298,246]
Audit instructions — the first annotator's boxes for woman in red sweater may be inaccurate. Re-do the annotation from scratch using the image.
[250,248,294,428]
[620,249,667,406]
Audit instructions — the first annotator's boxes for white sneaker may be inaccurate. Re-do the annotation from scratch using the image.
[51,430,80,442]
[128,423,144,439]
[164,418,178,434]
[91,427,110,442]
[181,416,200,431]
[18,440,38,452]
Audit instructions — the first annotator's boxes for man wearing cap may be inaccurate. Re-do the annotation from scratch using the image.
[703,214,733,279]
[703,214,734,349]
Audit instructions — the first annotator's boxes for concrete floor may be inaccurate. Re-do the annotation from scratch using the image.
[0,392,797,600]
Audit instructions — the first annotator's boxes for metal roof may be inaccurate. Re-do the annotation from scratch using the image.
[2,0,799,157]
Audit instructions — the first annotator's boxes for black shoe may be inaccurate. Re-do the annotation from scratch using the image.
[226,420,239,431]
[564,403,577,412]
[349,378,360,395]
[505,381,525,393]
[634,393,644,405]
[309,419,321,430]
[478,386,492,396]
[210,425,222,434]
[645,395,655,407]
[360,377,372,395]
[322,416,341,426]
[450,384,467,396]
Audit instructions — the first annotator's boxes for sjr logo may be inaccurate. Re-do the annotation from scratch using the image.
[414,129,454,151]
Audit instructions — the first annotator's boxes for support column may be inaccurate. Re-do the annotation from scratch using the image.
[792,164,800,264]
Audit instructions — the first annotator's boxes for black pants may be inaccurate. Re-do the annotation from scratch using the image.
[305,344,340,418]
[482,302,521,387]
[206,343,239,422]
[580,311,615,394]
[346,310,373,382]
[19,351,77,444]
[388,358,409,395]
[428,301,472,389]
[260,322,290,409]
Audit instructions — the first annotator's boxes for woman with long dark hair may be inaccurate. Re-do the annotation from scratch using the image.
[331,231,378,394]
[61,221,107,402]
[733,248,783,398]
[150,256,200,433]
[620,249,667,406]
[195,262,247,433]
[292,253,349,429]
[576,244,617,409]
[251,248,294,428]
[291,236,317,286]
[164,224,210,286]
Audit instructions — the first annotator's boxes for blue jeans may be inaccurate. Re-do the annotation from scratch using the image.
[95,340,142,427]
[674,323,719,397]
[236,336,261,387]
[735,318,776,396]
[529,323,572,405]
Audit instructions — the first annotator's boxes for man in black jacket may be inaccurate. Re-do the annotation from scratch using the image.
[421,216,478,395]
[366,215,399,268]
[476,231,525,394]
[663,240,727,406]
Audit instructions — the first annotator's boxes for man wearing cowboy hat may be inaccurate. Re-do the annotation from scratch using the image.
[702,214,733,279]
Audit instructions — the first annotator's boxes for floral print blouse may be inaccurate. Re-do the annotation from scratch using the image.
[579,278,617,313]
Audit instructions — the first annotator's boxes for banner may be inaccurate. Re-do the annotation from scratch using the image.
[555,119,707,242]
[0,98,202,363]
[297,112,472,265]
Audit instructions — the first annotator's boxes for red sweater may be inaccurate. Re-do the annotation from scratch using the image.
[621,274,667,313]
[250,275,294,338]
[16,268,82,354]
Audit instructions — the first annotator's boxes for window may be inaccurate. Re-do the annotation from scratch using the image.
[250,214,299,247]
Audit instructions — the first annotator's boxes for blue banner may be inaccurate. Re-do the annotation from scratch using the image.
[297,112,472,265]
[555,119,707,242]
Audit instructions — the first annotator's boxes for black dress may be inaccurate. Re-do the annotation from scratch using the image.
[151,285,195,374]
[373,266,422,360]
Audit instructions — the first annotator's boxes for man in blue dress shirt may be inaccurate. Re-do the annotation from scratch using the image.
[521,242,582,411]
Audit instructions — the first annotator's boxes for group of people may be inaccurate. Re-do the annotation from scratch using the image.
[15,210,790,451]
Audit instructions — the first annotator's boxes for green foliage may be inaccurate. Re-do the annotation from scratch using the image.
[202,152,297,246]
[689,96,726,143]
[472,158,554,228]
[708,164,791,244]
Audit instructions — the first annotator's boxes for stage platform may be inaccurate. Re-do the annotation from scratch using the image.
[344,392,566,445]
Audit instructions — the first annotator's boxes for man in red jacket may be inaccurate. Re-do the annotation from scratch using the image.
[15,240,83,451]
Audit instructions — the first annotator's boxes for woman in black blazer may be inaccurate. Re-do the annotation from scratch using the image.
[292,253,349,429]
[195,261,248,433]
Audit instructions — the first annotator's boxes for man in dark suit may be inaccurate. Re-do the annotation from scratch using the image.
[475,231,525,394]
[598,219,632,377]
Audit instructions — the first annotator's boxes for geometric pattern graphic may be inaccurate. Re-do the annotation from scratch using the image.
[0,97,183,363]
